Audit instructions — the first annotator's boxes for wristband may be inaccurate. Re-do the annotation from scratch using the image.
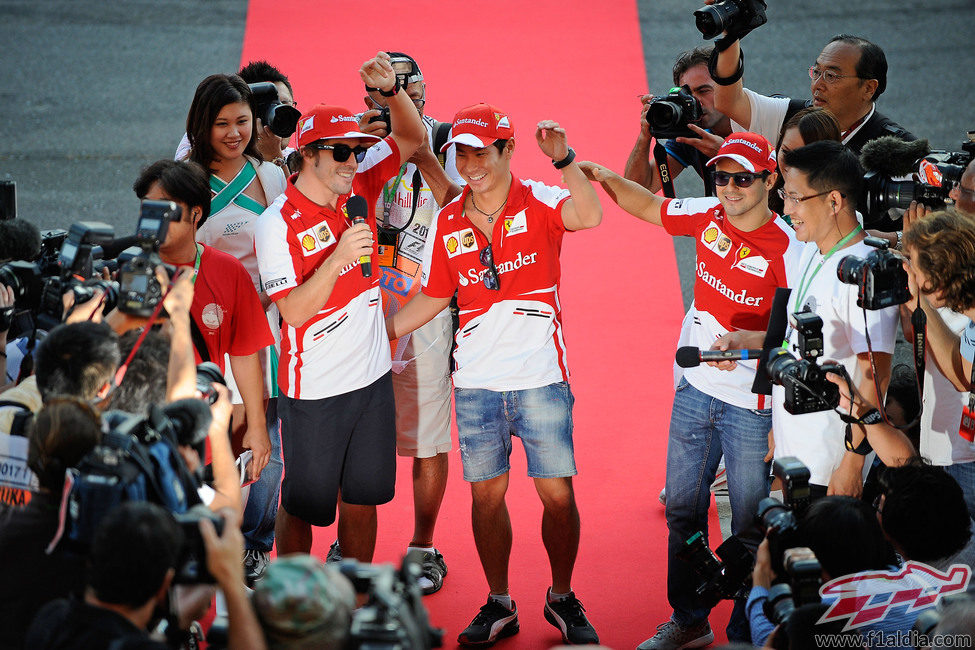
[708,47,745,87]
[378,78,400,97]
[553,148,576,170]
[895,230,904,251]
[844,423,875,455]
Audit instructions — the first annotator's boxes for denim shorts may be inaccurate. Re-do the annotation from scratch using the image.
[454,381,577,482]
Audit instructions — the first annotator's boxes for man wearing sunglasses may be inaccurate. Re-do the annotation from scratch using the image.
[387,103,603,646]
[254,52,426,564]
[708,21,914,158]
[578,132,802,650]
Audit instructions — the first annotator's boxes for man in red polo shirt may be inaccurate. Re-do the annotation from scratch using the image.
[388,103,602,646]
[254,52,425,562]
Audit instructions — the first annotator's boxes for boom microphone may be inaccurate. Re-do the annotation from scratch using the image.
[676,346,765,369]
[859,136,930,177]
[0,219,41,262]
[346,195,371,278]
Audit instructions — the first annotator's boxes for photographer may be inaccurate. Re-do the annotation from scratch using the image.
[899,207,975,515]
[705,1,914,156]
[624,46,732,196]
[24,502,266,650]
[714,141,913,497]
[132,159,277,580]
[0,399,102,649]
[747,496,897,646]
[254,52,425,563]
[579,133,800,649]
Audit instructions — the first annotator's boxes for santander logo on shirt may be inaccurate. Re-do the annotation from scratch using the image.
[697,261,764,307]
[464,250,539,283]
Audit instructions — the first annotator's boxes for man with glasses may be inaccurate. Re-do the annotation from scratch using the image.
[338,52,463,594]
[709,30,914,157]
[253,52,426,563]
[387,103,602,646]
[578,132,801,649]
[716,140,899,500]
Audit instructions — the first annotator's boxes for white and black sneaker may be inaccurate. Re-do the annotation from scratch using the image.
[325,540,342,563]
[243,549,269,585]
[457,598,519,646]
[543,589,599,645]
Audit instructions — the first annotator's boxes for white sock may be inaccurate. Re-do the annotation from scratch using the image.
[548,588,572,602]
[408,545,436,554]
[489,592,513,609]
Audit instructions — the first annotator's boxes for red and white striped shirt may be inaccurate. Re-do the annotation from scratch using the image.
[255,139,401,399]
[422,176,571,391]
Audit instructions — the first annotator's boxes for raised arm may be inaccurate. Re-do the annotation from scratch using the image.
[360,52,425,166]
[711,40,752,131]
[577,161,666,227]
[535,120,602,231]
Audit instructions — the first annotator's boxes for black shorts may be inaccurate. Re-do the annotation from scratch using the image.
[278,372,396,526]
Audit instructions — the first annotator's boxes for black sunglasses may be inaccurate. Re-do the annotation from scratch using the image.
[713,170,770,188]
[479,244,501,291]
[306,142,368,163]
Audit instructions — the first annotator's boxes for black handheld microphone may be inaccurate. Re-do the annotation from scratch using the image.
[675,346,765,369]
[346,195,371,278]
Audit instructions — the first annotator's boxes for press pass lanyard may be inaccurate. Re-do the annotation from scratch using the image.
[191,243,202,283]
[791,226,863,315]
[381,164,410,227]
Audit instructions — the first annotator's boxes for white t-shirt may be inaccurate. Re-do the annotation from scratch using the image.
[921,310,975,465]
[772,239,899,486]
[731,89,875,147]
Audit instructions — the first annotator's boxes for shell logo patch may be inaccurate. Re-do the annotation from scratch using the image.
[445,236,460,256]
[700,221,732,258]
[301,234,316,252]
[703,227,719,244]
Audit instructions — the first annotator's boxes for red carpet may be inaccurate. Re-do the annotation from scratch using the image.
[241,2,728,647]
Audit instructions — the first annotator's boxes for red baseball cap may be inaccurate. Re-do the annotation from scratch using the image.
[706,132,777,174]
[440,103,514,152]
[295,104,380,148]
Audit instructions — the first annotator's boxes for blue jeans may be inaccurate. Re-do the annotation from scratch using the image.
[665,378,771,640]
[242,398,283,552]
[946,461,975,520]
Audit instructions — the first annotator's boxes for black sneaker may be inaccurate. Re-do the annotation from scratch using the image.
[325,540,342,563]
[457,598,519,646]
[243,549,269,586]
[415,548,447,595]
[543,589,599,645]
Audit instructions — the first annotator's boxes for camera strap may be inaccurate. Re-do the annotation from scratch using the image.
[653,142,677,199]
[790,227,864,326]
[912,305,927,406]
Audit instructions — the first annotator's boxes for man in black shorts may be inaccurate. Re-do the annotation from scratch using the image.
[254,52,425,561]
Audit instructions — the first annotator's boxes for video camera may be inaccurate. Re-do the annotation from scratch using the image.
[693,0,767,41]
[116,199,179,318]
[339,552,444,649]
[837,236,911,310]
[646,85,703,140]
[859,132,975,226]
[767,312,845,415]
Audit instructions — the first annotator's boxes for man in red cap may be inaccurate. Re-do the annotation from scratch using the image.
[254,52,425,562]
[579,133,802,649]
[388,103,602,646]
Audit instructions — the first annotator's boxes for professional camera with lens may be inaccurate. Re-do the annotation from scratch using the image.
[339,553,444,649]
[248,82,301,138]
[767,313,845,415]
[764,547,822,625]
[693,0,767,40]
[678,530,755,607]
[173,507,225,584]
[837,236,910,310]
[646,85,703,140]
[117,199,179,317]
[195,361,227,405]
[755,457,812,573]
[369,105,392,133]
[773,457,811,519]
[860,134,975,223]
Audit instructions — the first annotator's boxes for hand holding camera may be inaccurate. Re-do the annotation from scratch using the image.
[694,0,768,45]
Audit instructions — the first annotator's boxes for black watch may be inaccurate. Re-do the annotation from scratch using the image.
[378,78,400,97]
[553,148,576,169]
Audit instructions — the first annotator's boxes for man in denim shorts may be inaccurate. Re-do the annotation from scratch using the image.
[387,103,603,646]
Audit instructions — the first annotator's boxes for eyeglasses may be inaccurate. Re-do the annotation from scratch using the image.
[808,65,861,85]
[306,142,368,163]
[777,188,837,206]
[713,171,770,188]
[479,244,501,290]
[952,181,975,201]
[808,66,860,84]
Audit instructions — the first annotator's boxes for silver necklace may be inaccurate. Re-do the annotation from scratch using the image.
[471,194,505,223]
